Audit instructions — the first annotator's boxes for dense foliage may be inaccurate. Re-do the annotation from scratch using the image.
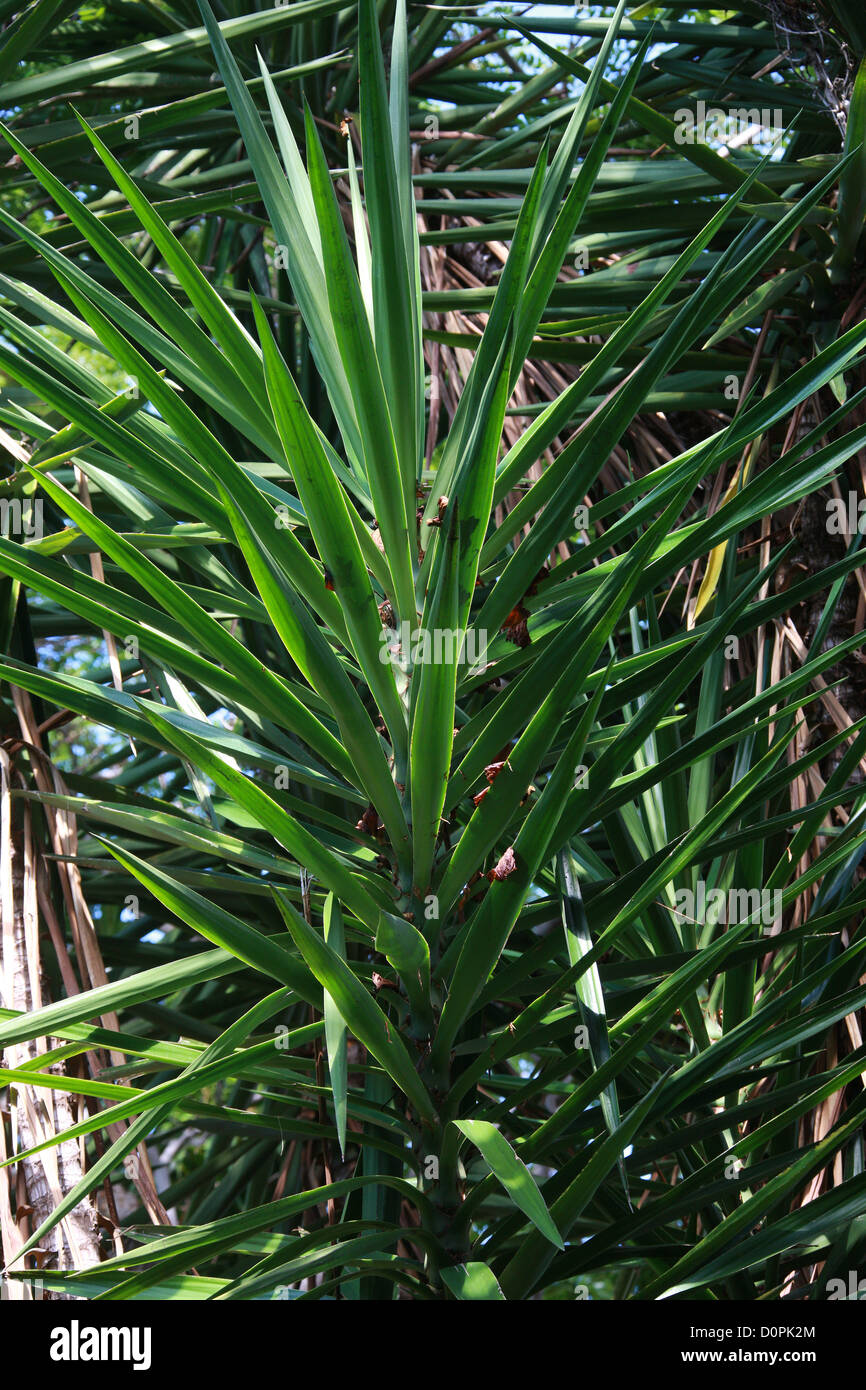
[1,0,866,1301]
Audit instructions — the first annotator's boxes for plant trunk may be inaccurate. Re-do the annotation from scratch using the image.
[0,813,101,1299]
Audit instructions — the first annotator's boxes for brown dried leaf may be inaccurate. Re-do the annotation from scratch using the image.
[487,846,518,882]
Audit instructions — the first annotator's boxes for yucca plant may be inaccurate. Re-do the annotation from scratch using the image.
[2,0,866,1302]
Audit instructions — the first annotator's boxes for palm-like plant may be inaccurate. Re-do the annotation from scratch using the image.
[2,0,866,1301]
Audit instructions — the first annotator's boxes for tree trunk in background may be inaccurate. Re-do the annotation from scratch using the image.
[0,686,172,1298]
[0,762,100,1299]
